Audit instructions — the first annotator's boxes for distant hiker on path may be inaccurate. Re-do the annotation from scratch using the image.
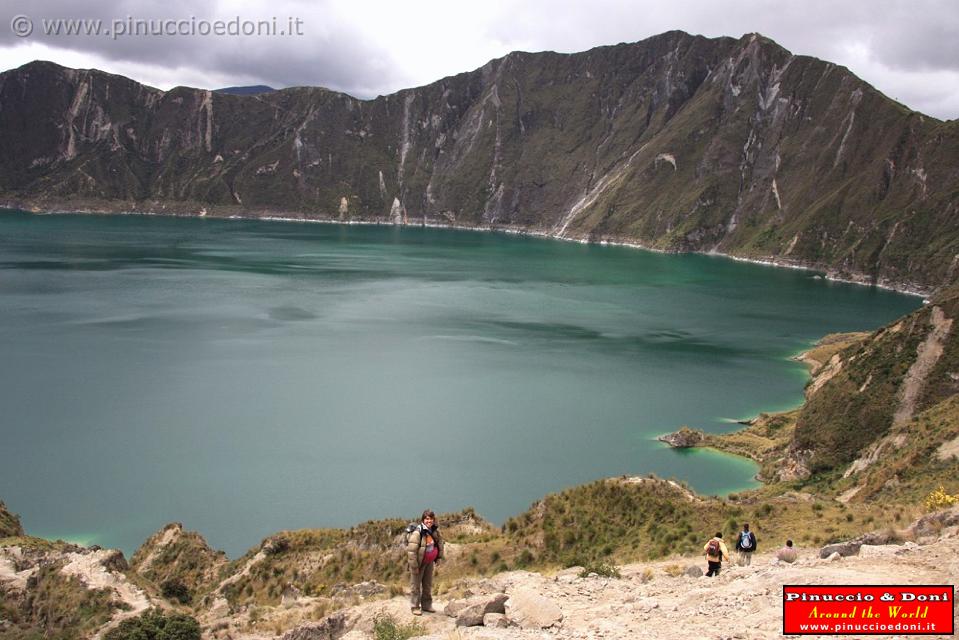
[735,522,757,566]
[703,532,729,577]
[407,509,444,616]
[776,539,797,563]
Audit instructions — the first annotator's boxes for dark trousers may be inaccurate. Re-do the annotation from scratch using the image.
[409,562,434,609]
[705,560,722,577]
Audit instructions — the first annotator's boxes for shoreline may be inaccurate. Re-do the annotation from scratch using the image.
[656,334,851,481]
[0,203,931,299]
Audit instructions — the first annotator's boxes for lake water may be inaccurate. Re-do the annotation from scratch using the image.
[0,211,922,557]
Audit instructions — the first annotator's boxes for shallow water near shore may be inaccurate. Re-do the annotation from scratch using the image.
[0,211,922,556]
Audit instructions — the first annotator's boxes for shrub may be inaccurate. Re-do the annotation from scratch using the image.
[579,562,621,579]
[515,549,534,567]
[924,486,959,511]
[104,610,200,640]
[160,579,191,604]
[372,614,424,640]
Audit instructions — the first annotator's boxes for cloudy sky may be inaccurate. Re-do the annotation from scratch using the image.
[1,0,957,119]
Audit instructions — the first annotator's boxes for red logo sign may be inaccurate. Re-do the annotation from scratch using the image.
[783,585,954,635]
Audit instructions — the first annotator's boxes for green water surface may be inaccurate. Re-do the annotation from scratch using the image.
[0,211,922,556]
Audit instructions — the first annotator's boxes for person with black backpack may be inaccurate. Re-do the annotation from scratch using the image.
[703,531,729,577]
[735,522,757,566]
[406,509,444,616]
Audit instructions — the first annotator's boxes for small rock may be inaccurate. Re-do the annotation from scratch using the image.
[827,552,842,562]
[685,565,704,578]
[483,613,509,628]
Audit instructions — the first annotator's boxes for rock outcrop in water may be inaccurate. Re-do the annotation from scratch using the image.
[657,426,705,448]
[1,31,958,293]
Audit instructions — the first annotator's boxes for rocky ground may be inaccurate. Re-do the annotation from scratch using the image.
[213,514,959,640]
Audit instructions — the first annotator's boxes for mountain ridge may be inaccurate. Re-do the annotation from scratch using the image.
[2,30,957,294]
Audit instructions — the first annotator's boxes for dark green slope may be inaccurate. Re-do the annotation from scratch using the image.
[790,285,959,476]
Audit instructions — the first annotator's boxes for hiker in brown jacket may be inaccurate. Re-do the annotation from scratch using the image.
[703,531,730,577]
[407,509,444,615]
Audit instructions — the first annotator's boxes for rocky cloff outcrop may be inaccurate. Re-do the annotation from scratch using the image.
[2,30,959,292]
[0,500,23,538]
[130,522,227,603]
[657,426,705,448]
[0,542,153,639]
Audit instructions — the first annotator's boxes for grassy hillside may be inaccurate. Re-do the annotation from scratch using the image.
[791,285,959,474]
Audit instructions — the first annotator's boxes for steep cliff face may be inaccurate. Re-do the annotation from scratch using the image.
[1,31,957,290]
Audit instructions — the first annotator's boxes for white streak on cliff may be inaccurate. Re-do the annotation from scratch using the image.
[397,92,414,184]
[554,145,647,237]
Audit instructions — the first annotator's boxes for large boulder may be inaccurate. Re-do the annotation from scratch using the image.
[906,505,959,540]
[819,541,862,558]
[505,587,563,629]
[819,531,899,559]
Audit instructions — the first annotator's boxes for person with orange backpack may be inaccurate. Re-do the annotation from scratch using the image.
[703,531,730,577]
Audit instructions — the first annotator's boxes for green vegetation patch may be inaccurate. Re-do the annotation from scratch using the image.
[103,610,200,640]
[372,613,424,640]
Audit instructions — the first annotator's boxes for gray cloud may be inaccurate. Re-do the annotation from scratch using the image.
[1,0,957,117]
[0,0,405,96]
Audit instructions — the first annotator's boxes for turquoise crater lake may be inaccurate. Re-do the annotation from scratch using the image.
[0,211,921,556]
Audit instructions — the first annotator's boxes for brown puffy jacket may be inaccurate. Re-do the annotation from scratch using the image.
[406,524,444,569]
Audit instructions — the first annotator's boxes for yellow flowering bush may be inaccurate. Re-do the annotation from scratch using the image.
[924,486,959,511]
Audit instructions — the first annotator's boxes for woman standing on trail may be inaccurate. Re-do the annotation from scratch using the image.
[407,509,444,616]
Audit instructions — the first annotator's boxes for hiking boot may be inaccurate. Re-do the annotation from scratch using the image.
[421,606,436,613]
[411,607,422,616]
